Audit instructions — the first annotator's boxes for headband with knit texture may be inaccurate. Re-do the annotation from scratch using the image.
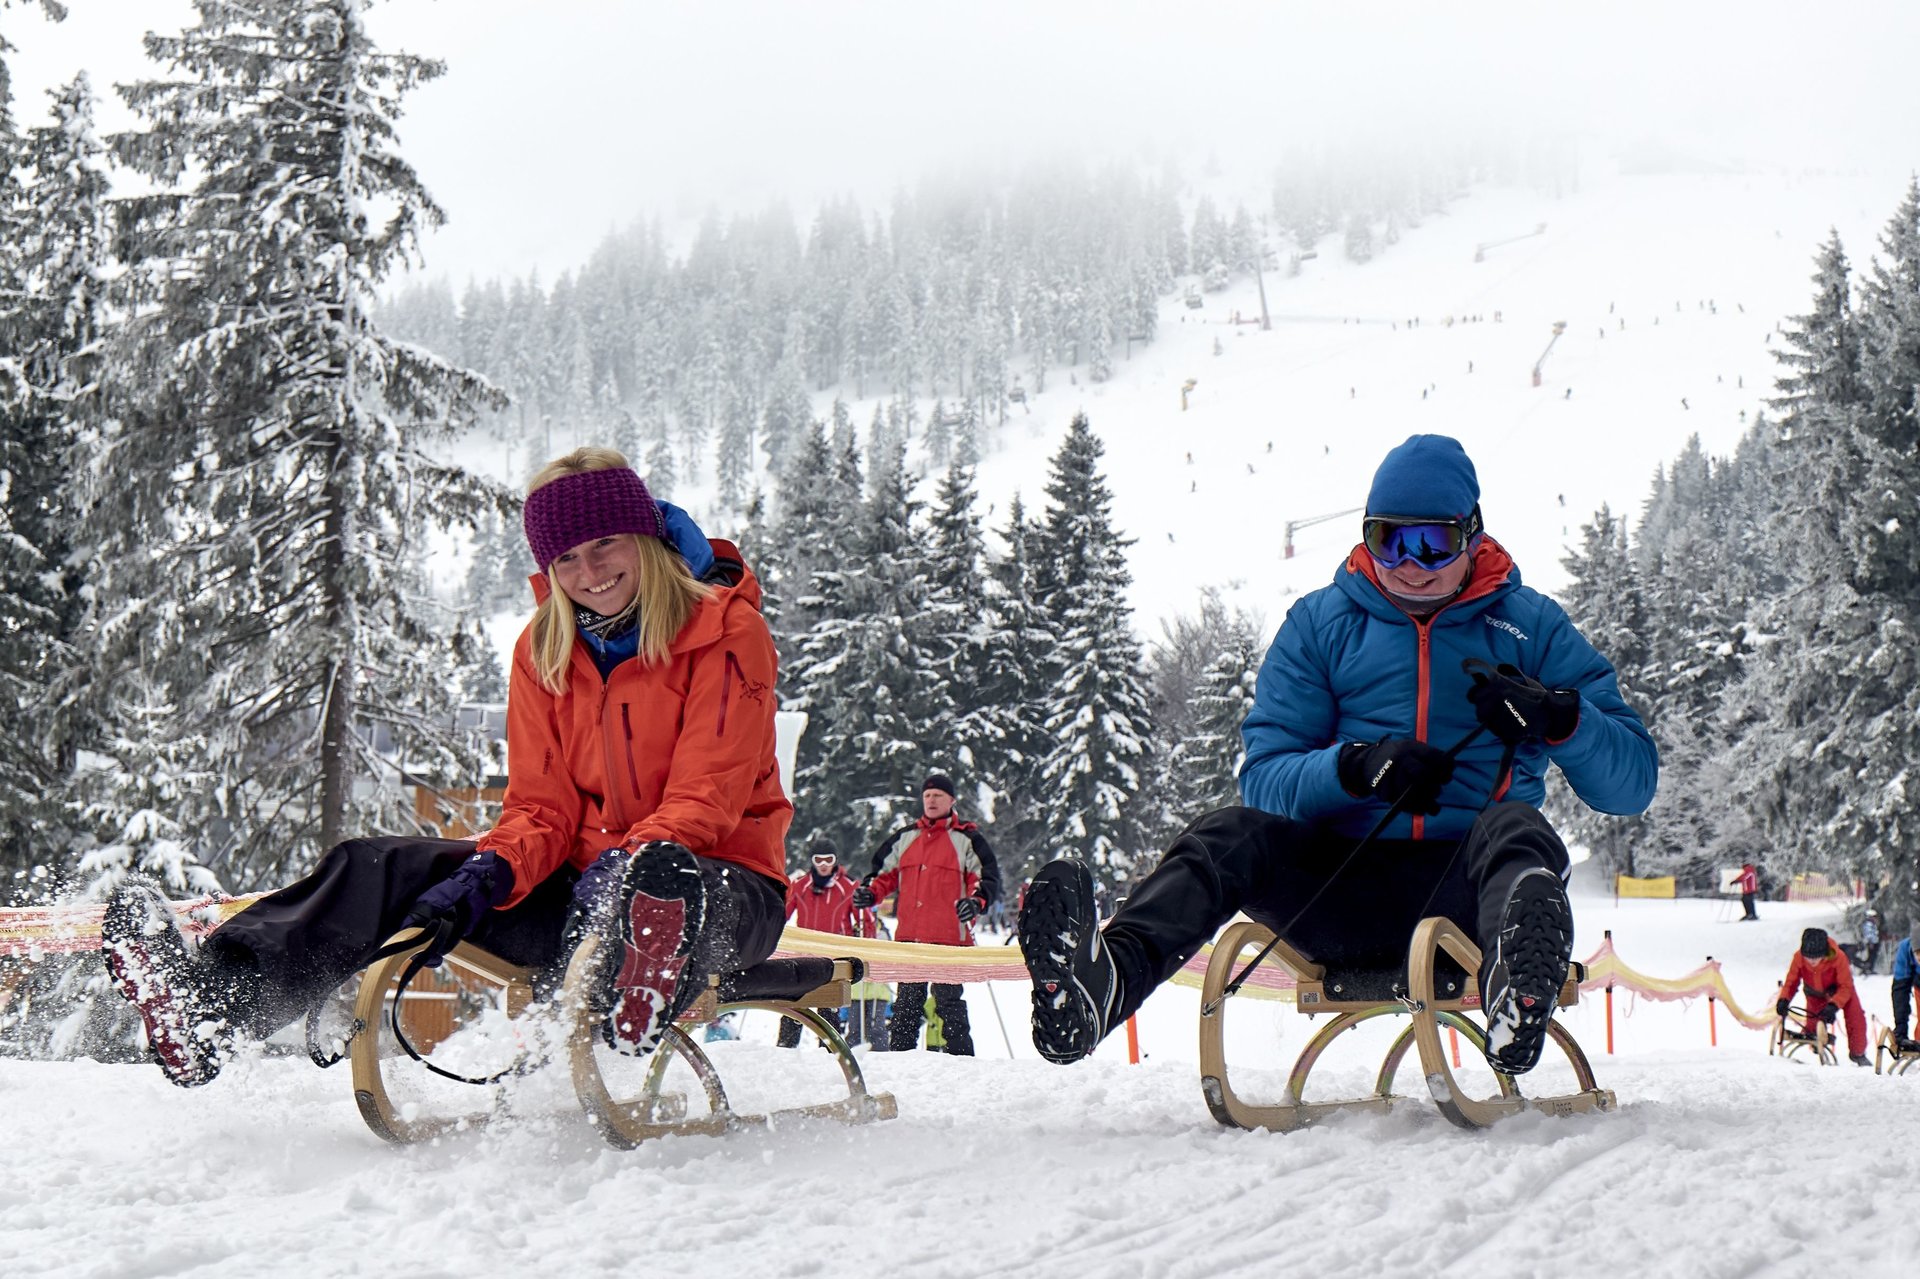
[523,467,666,571]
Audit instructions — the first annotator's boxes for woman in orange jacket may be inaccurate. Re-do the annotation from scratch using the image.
[1775,927,1870,1066]
[101,447,792,1086]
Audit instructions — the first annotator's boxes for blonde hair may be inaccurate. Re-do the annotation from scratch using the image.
[526,447,711,693]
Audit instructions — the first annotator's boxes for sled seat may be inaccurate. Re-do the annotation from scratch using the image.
[1199,917,1612,1134]
[345,933,896,1148]
[673,956,863,1024]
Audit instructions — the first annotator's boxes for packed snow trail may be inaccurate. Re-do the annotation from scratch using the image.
[1,891,1910,1278]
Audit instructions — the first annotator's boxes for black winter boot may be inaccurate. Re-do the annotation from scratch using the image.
[1478,867,1573,1076]
[1019,859,1121,1065]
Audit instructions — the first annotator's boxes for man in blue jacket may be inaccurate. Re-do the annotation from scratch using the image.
[1019,434,1658,1076]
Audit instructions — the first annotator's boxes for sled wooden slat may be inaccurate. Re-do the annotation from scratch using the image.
[1199,915,1612,1134]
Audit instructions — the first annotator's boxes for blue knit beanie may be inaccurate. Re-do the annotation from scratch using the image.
[1365,434,1480,521]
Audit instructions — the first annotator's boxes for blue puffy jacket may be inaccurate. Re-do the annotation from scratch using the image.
[1240,538,1657,840]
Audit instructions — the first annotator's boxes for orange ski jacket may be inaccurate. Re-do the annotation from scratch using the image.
[477,541,791,906]
[1776,942,1858,1009]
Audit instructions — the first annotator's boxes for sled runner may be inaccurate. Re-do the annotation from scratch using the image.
[1872,1027,1914,1077]
[1197,916,1612,1132]
[347,929,896,1147]
[1767,1007,1836,1066]
[561,931,897,1149]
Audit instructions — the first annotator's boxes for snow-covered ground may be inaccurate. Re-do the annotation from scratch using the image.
[3,886,1910,1279]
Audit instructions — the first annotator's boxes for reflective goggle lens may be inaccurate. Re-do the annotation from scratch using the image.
[1364,520,1468,570]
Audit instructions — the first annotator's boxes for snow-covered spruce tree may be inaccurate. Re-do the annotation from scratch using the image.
[785,436,945,854]
[1803,180,1920,897]
[1031,413,1155,890]
[1147,590,1265,833]
[92,0,507,886]
[923,461,992,792]
[974,494,1057,885]
[1545,506,1654,876]
[0,66,108,892]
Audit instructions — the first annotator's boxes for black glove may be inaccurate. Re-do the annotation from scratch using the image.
[1819,1004,1838,1026]
[955,896,985,923]
[1775,998,1792,1019]
[1337,738,1456,815]
[401,851,514,967]
[1465,662,1580,746]
[852,877,876,909]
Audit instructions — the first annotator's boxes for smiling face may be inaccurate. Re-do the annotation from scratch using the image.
[550,534,643,614]
[1378,551,1473,612]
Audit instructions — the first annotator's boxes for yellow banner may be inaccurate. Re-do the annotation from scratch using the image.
[1615,875,1676,899]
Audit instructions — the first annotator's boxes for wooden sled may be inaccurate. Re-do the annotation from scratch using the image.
[1198,917,1613,1133]
[348,930,897,1147]
[1873,1026,1915,1077]
[562,933,897,1150]
[1767,1008,1836,1066]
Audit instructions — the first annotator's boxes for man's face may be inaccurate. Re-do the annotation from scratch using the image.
[922,788,954,820]
[1379,551,1472,604]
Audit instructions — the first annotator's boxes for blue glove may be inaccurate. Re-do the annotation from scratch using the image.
[401,851,514,966]
[571,848,629,923]
[656,501,715,580]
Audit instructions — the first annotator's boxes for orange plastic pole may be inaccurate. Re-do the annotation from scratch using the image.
[1448,1025,1462,1068]
[1125,1013,1141,1065]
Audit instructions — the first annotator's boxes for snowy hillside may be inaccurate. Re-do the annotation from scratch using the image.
[3,886,1910,1279]
[607,162,1901,636]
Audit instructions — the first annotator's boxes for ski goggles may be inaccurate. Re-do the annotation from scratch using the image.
[1362,511,1482,570]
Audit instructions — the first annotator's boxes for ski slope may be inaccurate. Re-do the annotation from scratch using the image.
[1,886,1909,1278]
[760,161,1903,631]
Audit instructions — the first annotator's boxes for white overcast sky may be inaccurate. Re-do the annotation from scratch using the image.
[7,1,1920,285]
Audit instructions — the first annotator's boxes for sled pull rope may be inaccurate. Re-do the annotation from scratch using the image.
[380,921,521,1087]
[1202,723,1487,1016]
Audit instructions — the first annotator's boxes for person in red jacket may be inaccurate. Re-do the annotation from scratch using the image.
[100,448,791,1086]
[777,839,876,1047]
[1736,862,1760,920]
[856,773,1001,1056]
[1775,927,1869,1066]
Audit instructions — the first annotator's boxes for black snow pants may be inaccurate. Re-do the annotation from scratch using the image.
[888,980,974,1055]
[204,836,786,1040]
[1097,802,1571,1026]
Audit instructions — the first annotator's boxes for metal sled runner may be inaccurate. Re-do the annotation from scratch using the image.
[1197,917,1614,1132]
[347,930,897,1146]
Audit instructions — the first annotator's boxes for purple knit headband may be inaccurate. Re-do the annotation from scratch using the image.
[523,467,665,570]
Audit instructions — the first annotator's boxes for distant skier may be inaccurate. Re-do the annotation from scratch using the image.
[1736,862,1760,920]
[1774,928,1870,1066]
[1019,434,1658,1077]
